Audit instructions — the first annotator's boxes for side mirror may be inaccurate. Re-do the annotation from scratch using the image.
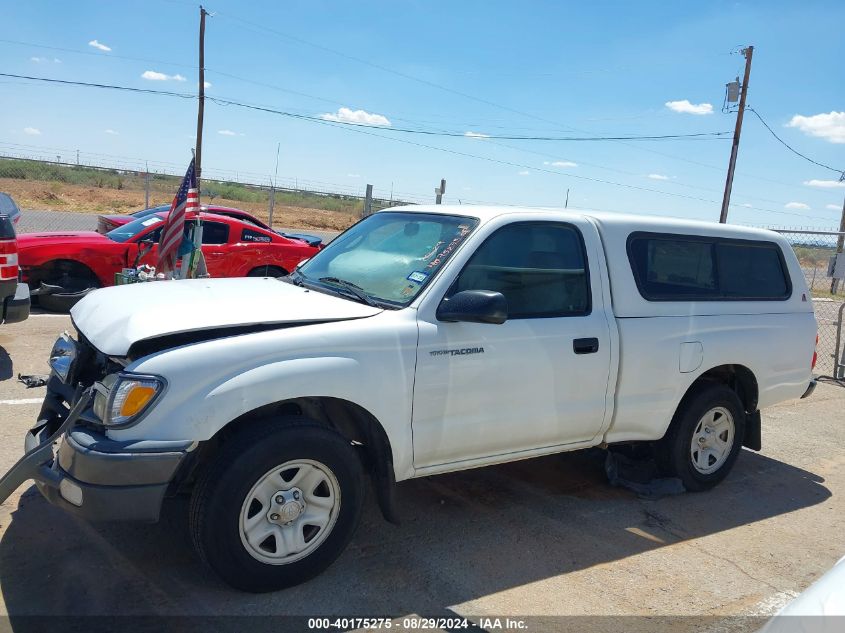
[436,290,508,325]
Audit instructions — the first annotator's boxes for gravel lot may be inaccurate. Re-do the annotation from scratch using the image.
[0,315,843,631]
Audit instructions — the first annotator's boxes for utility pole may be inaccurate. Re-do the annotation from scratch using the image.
[188,5,209,280]
[268,141,280,227]
[831,172,845,295]
[363,184,374,217]
[144,160,150,209]
[719,45,753,224]
[565,188,570,209]
[195,6,208,185]
[435,179,446,204]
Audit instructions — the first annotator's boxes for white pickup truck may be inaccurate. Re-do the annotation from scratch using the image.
[0,205,818,592]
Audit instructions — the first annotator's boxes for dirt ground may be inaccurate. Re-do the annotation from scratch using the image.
[0,178,358,232]
[0,314,843,631]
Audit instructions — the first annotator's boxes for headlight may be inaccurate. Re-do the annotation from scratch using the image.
[104,374,165,427]
[49,332,77,383]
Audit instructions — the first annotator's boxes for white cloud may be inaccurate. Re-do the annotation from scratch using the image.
[54,58,62,63]
[346,173,361,178]
[464,131,490,138]
[647,173,670,180]
[319,107,391,127]
[517,170,531,176]
[787,111,845,144]
[23,127,40,135]
[218,129,237,136]
[543,160,578,168]
[826,204,841,210]
[204,81,212,89]
[88,39,111,52]
[104,129,118,135]
[665,100,714,115]
[141,70,186,82]
[741,203,753,208]
[30,56,45,63]
[803,179,845,189]
[785,202,810,210]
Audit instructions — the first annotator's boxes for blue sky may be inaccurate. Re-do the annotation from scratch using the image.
[2,0,844,228]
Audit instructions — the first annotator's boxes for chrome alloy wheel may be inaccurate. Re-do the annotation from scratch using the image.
[239,460,340,565]
[689,406,735,475]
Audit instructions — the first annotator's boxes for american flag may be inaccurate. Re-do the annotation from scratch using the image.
[157,158,198,274]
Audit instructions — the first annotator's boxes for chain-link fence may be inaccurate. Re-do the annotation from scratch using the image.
[775,230,845,379]
[0,155,423,234]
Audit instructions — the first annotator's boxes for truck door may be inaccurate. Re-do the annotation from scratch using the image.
[412,220,612,469]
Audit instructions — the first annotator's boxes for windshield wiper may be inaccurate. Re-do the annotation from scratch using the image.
[284,269,305,286]
[318,277,379,307]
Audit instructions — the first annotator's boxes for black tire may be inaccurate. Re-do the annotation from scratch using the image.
[656,383,745,492]
[247,265,287,278]
[189,418,364,592]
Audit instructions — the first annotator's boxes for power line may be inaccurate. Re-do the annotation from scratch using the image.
[5,33,827,197]
[210,95,836,221]
[0,72,195,99]
[214,12,822,195]
[0,73,730,142]
[3,72,836,223]
[0,38,199,72]
[747,107,844,174]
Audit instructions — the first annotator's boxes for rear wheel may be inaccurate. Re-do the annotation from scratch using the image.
[247,265,287,278]
[656,383,745,491]
[189,418,364,592]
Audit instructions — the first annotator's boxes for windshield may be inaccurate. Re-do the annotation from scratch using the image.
[106,214,165,242]
[297,211,478,306]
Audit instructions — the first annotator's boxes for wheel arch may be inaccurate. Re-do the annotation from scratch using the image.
[29,258,103,287]
[690,364,759,414]
[671,363,760,450]
[178,396,399,524]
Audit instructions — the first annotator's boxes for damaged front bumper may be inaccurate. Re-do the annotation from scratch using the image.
[0,382,194,522]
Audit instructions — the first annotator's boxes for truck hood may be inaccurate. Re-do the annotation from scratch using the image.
[71,277,383,356]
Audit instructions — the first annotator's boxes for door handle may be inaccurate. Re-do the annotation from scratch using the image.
[573,337,599,354]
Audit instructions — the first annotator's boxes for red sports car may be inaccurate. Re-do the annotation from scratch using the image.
[19,210,320,311]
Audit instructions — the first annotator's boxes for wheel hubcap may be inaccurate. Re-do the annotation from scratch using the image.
[239,460,340,565]
[690,406,735,475]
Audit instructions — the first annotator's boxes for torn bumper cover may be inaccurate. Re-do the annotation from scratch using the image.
[0,387,193,522]
[801,379,817,399]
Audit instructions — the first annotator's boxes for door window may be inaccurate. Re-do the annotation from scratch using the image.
[241,228,273,243]
[185,221,229,245]
[449,222,591,318]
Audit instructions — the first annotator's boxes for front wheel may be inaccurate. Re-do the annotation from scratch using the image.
[656,384,746,492]
[189,418,364,592]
